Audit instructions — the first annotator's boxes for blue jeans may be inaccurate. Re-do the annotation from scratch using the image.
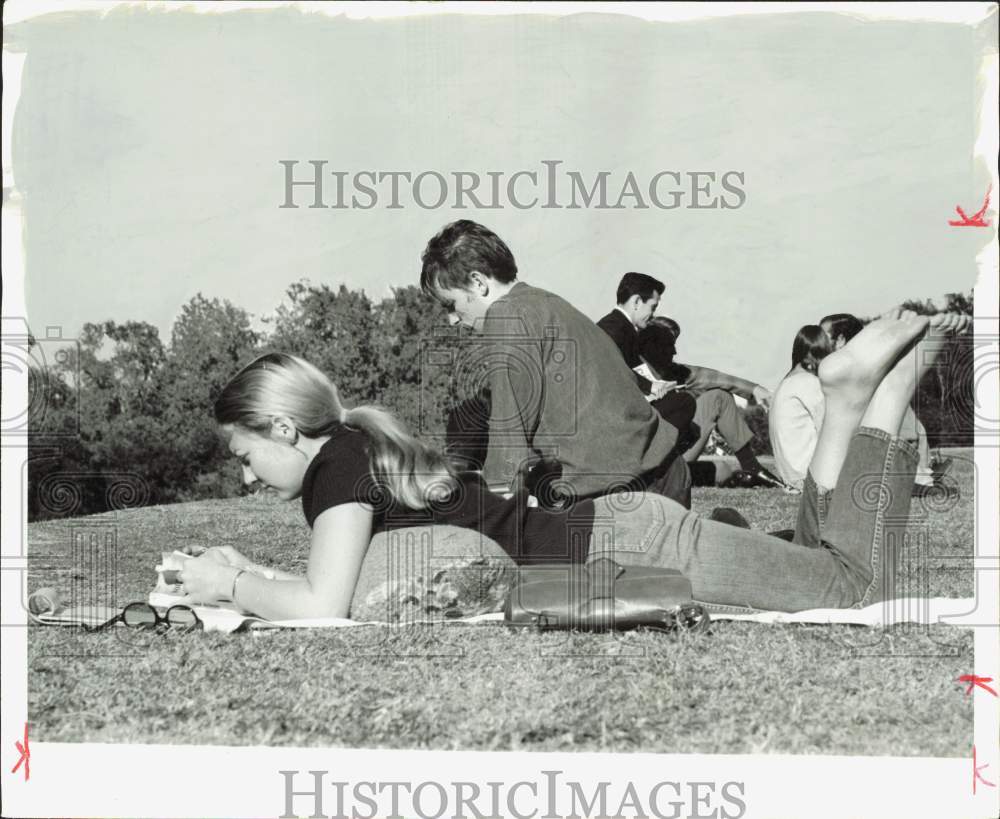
[792,470,831,549]
[588,428,919,613]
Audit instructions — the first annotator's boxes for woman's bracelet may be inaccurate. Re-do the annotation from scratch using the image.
[230,568,248,604]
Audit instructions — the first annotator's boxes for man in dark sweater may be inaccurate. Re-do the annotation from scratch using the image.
[420,220,692,509]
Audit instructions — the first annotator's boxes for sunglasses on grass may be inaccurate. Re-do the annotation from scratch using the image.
[120,602,202,632]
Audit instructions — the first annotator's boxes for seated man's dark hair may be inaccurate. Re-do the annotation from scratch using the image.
[637,316,690,383]
[791,325,834,374]
[647,315,681,340]
[820,313,864,343]
[616,272,665,305]
[420,220,518,298]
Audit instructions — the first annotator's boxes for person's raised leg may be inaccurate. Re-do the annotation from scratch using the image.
[807,309,929,491]
[859,312,968,436]
[820,312,970,605]
[900,409,935,488]
[793,310,927,547]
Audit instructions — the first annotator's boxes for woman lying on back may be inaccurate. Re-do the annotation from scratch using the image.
[178,309,969,619]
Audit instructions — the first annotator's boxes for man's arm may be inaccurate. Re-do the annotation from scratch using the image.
[596,314,654,394]
[476,314,547,492]
[682,363,762,402]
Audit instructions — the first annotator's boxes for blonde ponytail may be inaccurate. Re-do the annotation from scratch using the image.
[215,352,459,509]
[341,405,458,509]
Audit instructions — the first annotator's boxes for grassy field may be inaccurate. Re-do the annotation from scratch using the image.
[26,452,976,756]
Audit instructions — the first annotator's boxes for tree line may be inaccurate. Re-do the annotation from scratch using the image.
[26,286,975,520]
[27,285,463,520]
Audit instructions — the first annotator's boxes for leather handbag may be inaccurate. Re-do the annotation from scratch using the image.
[504,558,710,633]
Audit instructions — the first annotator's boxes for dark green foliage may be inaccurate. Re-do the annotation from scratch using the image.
[262,281,460,440]
[371,286,463,444]
[743,404,771,456]
[265,281,379,403]
[886,292,975,447]
[157,294,261,500]
[30,320,170,519]
[27,285,460,519]
[29,300,260,519]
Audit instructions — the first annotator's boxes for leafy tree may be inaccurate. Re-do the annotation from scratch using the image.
[157,294,261,500]
[29,321,168,518]
[897,291,974,447]
[265,281,378,403]
[370,285,459,440]
[61,320,166,421]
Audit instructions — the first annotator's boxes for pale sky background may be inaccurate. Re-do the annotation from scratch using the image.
[6,6,994,391]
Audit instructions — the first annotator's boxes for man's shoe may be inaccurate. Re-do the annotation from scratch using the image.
[745,467,800,493]
[720,470,777,490]
[931,456,954,479]
[719,470,755,489]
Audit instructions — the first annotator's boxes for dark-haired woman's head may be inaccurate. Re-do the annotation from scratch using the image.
[791,325,834,374]
[819,313,864,350]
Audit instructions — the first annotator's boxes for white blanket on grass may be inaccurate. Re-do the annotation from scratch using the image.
[190,597,978,634]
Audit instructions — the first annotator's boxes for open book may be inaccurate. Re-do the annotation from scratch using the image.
[633,362,679,401]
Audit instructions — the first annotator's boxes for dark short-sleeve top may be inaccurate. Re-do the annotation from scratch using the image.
[300,425,594,564]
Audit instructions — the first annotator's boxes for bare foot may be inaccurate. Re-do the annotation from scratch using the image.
[876,312,971,398]
[819,311,930,408]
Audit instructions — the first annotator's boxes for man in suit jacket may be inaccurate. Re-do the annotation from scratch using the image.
[596,273,699,442]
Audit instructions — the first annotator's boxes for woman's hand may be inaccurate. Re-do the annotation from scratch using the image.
[649,380,680,400]
[178,557,238,605]
[200,546,252,569]
[752,385,773,410]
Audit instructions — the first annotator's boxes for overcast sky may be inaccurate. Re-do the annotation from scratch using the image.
[7,6,993,390]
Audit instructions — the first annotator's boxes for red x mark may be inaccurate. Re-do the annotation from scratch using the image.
[958,675,998,697]
[974,745,996,794]
[11,722,29,782]
[949,185,991,227]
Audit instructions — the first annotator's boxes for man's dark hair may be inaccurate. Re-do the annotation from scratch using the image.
[420,220,518,298]
[821,313,864,343]
[637,318,690,383]
[616,272,665,305]
[791,324,834,374]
